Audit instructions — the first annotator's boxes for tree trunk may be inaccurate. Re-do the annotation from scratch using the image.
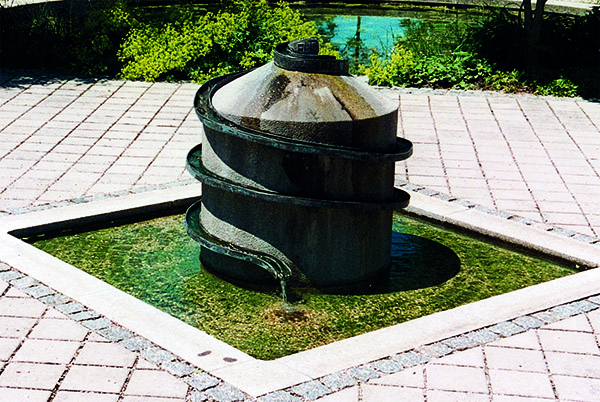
[522,0,547,72]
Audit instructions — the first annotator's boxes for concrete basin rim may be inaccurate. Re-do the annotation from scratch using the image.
[0,185,599,394]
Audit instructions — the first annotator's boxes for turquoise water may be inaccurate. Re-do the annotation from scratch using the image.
[319,15,411,52]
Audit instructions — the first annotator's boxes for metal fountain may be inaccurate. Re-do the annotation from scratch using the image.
[186,38,413,293]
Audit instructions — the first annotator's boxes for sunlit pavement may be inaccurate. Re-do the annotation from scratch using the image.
[1,60,599,402]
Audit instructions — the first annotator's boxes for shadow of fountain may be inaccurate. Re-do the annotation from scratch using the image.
[280,232,460,298]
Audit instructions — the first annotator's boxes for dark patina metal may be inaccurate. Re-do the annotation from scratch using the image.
[186,38,414,289]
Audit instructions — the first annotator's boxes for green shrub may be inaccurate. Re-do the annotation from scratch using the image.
[361,44,492,90]
[118,0,328,82]
[536,77,579,97]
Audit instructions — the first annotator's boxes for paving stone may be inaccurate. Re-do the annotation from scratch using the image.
[13,338,80,364]
[53,390,119,402]
[55,301,86,315]
[0,263,11,272]
[588,295,600,305]
[553,374,600,401]
[550,303,582,318]
[538,329,600,354]
[0,296,47,317]
[417,342,453,358]
[319,371,357,392]
[0,281,8,295]
[485,346,547,373]
[39,293,71,306]
[0,362,66,389]
[466,328,501,345]
[75,341,137,367]
[369,358,403,374]
[512,315,545,330]
[0,338,22,360]
[23,284,54,298]
[427,364,489,393]
[532,310,562,324]
[124,369,189,398]
[184,372,220,391]
[346,366,380,381]
[0,387,53,402]
[61,365,130,393]
[568,300,598,313]
[69,310,101,321]
[392,350,430,367]
[442,334,478,350]
[189,391,210,402]
[119,336,153,352]
[204,383,247,402]
[81,317,112,331]
[28,317,88,341]
[0,271,23,282]
[10,276,39,289]
[141,346,176,365]
[258,390,302,402]
[489,369,555,398]
[97,324,134,341]
[488,321,525,337]
[289,380,330,400]
[161,360,196,377]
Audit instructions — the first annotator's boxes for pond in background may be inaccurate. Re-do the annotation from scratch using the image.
[299,5,487,68]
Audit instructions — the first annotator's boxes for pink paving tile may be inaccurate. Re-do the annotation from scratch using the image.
[53,390,119,402]
[542,314,593,332]
[124,369,188,398]
[588,308,600,334]
[537,328,600,354]
[553,375,600,402]
[488,331,541,350]
[0,362,66,389]
[4,287,29,298]
[489,369,555,398]
[0,317,36,339]
[0,387,52,402]
[43,308,70,319]
[545,351,600,378]
[426,365,488,393]
[361,384,424,402]
[493,396,554,402]
[369,366,424,387]
[12,339,80,364]
[0,338,21,360]
[431,347,485,368]
[60,365,130,393]
[0,297,46,318]
[315,386,359,402]
[427,390,490,402]
[74,341,137,367]
[28,318,88,341]
[484,346,547,373]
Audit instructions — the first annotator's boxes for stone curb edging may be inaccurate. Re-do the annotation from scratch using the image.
[1,259,598,402]
[0,183,599,401]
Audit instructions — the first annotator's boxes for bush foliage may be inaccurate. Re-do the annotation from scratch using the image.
[0,1,597,97]
[118,0,326,82]
[361,8,599,98]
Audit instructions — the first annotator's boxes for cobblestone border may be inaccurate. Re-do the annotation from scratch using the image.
[1,183,599,401]
[1,257,599,402]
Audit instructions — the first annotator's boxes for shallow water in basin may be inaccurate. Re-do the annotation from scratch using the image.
[29,212,575,360]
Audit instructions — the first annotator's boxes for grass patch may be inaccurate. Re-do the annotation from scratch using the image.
[29,212,575,360]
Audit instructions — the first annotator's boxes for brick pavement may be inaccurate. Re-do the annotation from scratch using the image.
[1,69,599,401]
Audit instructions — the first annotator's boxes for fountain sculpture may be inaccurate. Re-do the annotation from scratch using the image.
[186,38,413,290]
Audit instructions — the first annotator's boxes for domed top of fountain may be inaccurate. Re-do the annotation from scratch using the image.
[210,38,398,150]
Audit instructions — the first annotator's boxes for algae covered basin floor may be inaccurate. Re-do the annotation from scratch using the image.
[28,212,576,360]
